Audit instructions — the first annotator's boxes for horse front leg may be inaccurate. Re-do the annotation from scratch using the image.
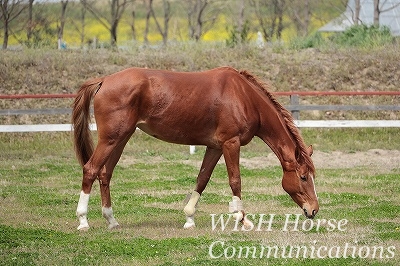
[222,137,254,230]
[98,135,133,230]
[183,147,222,229]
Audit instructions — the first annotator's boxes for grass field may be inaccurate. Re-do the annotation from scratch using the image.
[0,129,399,265]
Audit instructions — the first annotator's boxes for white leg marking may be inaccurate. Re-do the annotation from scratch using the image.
[183,191,200,229]
[76,191,90,231]
[102,207,120,230]
[242,214,254,230]
[183,216,196,229]
[183,191,200,216]
[230,196,253,228]
[233,211,244,222]
[229,196,242,210]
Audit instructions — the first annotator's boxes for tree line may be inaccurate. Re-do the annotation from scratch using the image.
[0,0,396,50]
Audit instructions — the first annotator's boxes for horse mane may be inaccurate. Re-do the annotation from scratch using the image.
[239,70,315,174]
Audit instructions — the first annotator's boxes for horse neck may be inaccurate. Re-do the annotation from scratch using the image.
[258,108,298,172]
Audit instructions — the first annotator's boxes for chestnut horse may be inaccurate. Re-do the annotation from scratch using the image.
[72,66,319,231]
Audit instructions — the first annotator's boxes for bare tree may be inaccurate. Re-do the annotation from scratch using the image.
[226,0,251,46]
[250,0,286,41]
[143,0,171,45]
[143,0,151,44]
[185,0,221,41]
[287,0,313,37]
[0,0,27,49]
[129,6,136,41]
[235,0,247,42]
[78,3,86,47]
[26,0,34,41]
[354,0,361,25]
[274,0,285,39]
[150,0,171,45]
[373,0,400,26]
[374,0,380,25]
[81,0,132,47]
[70,2,87,48]
[57,0,68,49]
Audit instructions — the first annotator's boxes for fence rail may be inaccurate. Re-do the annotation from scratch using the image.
[2,120,400,133]
[1,91,399,132]
[1,91,400,99]
[2,104,399,117]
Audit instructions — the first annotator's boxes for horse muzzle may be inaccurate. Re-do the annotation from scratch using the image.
[303,208,318,219]
[303,203,319,219]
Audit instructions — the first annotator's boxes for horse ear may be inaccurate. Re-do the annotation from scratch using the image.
[307,145,313,157]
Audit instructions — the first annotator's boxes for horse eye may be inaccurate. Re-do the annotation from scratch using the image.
[300,175,307,181]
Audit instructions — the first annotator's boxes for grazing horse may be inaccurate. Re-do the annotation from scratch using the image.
[72,66,319,231]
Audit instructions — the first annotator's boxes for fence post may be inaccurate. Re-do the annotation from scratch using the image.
[290,94,300,120]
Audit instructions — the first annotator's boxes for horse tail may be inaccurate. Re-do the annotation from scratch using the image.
[72,77,103,166]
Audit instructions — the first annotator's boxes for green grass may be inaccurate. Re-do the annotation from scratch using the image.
[1,128,398,161]
[0,131,399,265]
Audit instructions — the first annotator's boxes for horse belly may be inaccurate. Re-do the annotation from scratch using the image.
[136,120,216,146]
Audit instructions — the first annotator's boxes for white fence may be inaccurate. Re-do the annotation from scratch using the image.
[1,120,400,133]
[1,92,399,133]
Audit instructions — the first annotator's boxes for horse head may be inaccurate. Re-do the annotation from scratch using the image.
[282,145,319,219]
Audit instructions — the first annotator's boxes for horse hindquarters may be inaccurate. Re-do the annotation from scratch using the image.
[75,79,139,230]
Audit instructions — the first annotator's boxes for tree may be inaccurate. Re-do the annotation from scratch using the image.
[143,0,171,45]
[57,0,68,49]
[0,0,27,49]
[354,0,360,25]
[287,0,313,37]
[26,0,34,41]
[150,0,171,45]
[81,0,132,47]
[250,0,286,41]
[69,1,87,48]
[143,0,151,44]
[130,8,136,40]
[184,0,222,41]
[226,0,251,47]
[373,0,400,26]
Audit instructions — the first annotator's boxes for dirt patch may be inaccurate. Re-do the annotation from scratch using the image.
[240,149,400,170]
[121,149,400,171]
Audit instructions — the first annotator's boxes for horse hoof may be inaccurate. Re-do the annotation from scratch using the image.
[184,215,196,229]
[242,217,254,230]
[183,222,195,229]
[108,223,120,230]
[77,225,90,232]
[233,211,244,222]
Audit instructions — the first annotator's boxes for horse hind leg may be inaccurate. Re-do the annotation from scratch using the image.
[76,142,109,231]
[99,165,120,230]
[76,128,134,231]
[76,140,115,231]
[98,136,132,230]
[76,191,91,231]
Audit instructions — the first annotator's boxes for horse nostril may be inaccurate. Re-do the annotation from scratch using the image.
[312,210,316,217]
[303,208,308,216]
